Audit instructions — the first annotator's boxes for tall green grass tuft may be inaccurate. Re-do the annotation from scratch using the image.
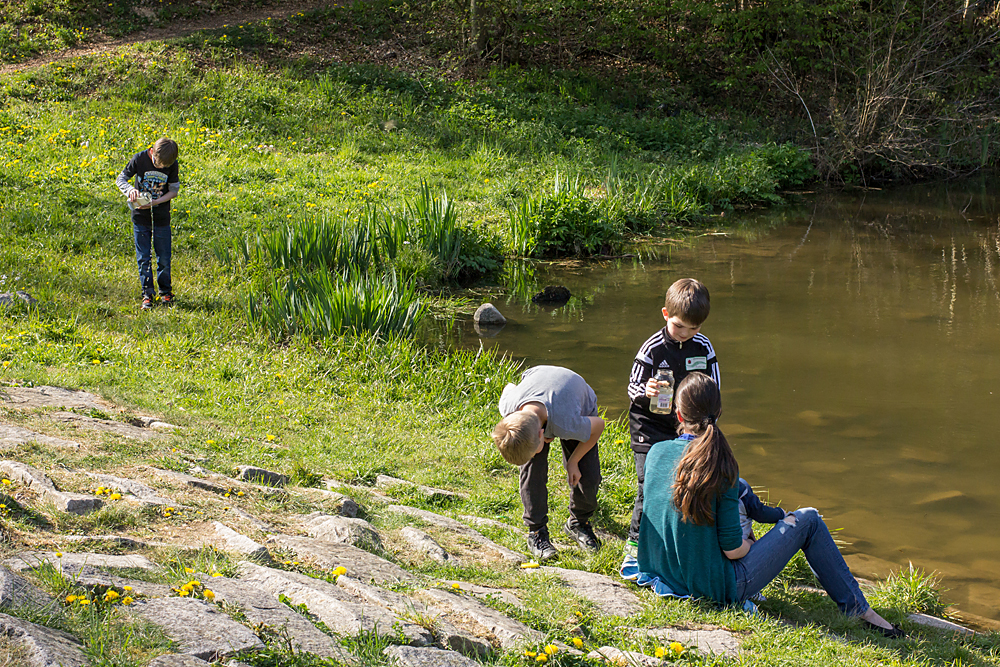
[247,269,426,341]
[869,563,948,616]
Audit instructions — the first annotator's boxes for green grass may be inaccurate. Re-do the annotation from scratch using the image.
[0,5,996,667]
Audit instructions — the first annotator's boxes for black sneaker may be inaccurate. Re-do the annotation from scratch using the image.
[564,518,601,552]
[160,293,175,306]
[526,527,558,561]
[141,295,154,310]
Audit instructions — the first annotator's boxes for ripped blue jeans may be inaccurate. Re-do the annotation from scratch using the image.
[732,507,870,616]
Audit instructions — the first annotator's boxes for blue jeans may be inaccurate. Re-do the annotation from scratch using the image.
[733,508,870,616]
[133,223,172,297]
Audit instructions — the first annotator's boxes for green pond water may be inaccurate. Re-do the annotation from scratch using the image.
[457,177,1000,621]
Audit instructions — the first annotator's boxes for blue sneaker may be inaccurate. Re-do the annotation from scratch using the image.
[620,541,639,581]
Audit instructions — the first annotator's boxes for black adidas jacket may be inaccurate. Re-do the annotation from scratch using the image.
[627,328,720,454]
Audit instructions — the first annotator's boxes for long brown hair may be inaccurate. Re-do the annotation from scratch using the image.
[671,372,738,525]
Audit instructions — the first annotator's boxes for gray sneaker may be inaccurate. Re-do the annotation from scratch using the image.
[564,519,601,552]
[526,527,558,561]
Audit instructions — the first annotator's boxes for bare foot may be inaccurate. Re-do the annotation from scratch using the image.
[861,608,893,630]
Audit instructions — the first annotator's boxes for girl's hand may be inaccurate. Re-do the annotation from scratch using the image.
[644,377,660,398]
[566,461,582,488]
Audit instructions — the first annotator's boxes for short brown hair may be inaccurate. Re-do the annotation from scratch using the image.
[151,137,179,168]
[492,411,542,466]
[665,278,710,326]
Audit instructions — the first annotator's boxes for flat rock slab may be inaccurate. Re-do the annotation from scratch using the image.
[908,613,976,635]
[71,568,173,598]
[295,487,360,517]
[196,575,357,663]
[0,424,80,450]
[0,386,109,411]
[641,627,743,657]
[87,473,175,506]
[63,535,171,549]
[51,411,157,440]
[306,514,382,549]
[386,505,522,563]
[385,645,481,667]
[236,561,431,645]
[529,566,641,618]
[0,566,55,611]
[401,527,451,564]
[588,647,659,666]
[376,475,467,501]
[417,588,543,649]
[148,656,213,667]
[268,534,415,584]
[212,522,268,559]
[437,580,523,610]
[148,468,230,495]
[132,597,263,660]
[5,551,157,575]
[236,465,287,487]
[0,460,102,514]
[0,611,87,667]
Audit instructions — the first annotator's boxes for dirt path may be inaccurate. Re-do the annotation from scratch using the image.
[0,0,337,76]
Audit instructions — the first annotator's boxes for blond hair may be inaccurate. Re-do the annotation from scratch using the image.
[493,411,542,465]
[151,137,179,168]
[665,278,711,326]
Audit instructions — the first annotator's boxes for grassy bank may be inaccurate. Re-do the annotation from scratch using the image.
[1,4,997,666]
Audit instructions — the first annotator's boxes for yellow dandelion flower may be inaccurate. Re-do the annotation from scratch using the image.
[123,586,132,591]
[65,595,77,603]
[121,596,133,605]
[109,493,121,500]
[655,647,666,659]
[185,568,194,574]
[55,552,62,557]
[78,599,90,605]
[206,439,215,445]
[332,566,347,576]
[104,590,119,600]
[451,583,461,590]
[236,491,244,497]
[189,581,201,587]
[536,655,547,663]
[178,589,189,596]
[211,572,222,577]
[1,479,9,485]
[544,645,558,655]
[203,589,215,600]
[670,642,683,655]
[524,651,536,657]
[266,434,276,441]
[572,637,583,648]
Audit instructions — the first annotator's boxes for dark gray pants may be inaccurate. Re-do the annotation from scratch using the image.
[627,450,647,543]
[519,439,601,532]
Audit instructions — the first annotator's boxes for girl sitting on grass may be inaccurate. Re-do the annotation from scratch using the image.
[637,372,903,638]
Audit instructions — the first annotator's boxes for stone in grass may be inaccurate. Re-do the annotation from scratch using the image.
[212,522,268,559]
[50,411,158,441]
[385,645,482,667]
[63,535,171,550]
[0,386,107,411]
[0,566,56,611]
[148,656,213,667]
[527,566,642,618]
[0,460,102,515]
[87,472,175,507]
[235,465,288,487]
[196,575,358,664]
[376,475,468,501]
[267,534,415,585]
[131,597,263,660]
[70,568,173,599]
[147,467,230,495]
[305,514,382,550]
[907,613,975,635]
[400,527,451,564]
[416,588,543,650]
[297,487,361,517]
[0,290,37,307]
[587,646,660,667]
[236,561,432,645]
[0,425,80,451]
[0,611,87,667]
[386,505,523,563]
[4,551,157,576]
[640,626,742,658]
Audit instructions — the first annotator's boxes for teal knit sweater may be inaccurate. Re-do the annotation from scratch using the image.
[637,436,743,603]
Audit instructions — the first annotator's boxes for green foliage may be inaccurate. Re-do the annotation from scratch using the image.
[870,563,948,616]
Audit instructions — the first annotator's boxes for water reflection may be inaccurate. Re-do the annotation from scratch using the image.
[446,176,1000,621]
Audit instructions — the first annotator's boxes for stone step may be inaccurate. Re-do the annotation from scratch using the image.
[588,646,659,666]
[385,505,523,563]
[4,551,157,576]
[131,597,264,660]
[416,587,543,650]
[236,561,432,645]
[0,566,56,611]
[148,656,213,667]
[86,472,175,506]
[0,386,109,411]
[0,424,80,451]
[0,611,87,667]
[212,522,268,559]
[638,626,743,657]
[375,475,468,502]
[267,534,415,585]
[50,411,158,440]
[235,465,287,487]
[335,575,491,658]
[196,574,358,663]
[528,566,642,617]
[400,527,452,564]
[384,645,481,667]
[304,513,382,550]
[0,461,101,514]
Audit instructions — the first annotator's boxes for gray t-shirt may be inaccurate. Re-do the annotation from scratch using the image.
[498,366,598,443]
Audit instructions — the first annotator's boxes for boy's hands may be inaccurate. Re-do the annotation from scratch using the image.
[644,377,660,398]
[566,461,582,487]
[128,190,152,209]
